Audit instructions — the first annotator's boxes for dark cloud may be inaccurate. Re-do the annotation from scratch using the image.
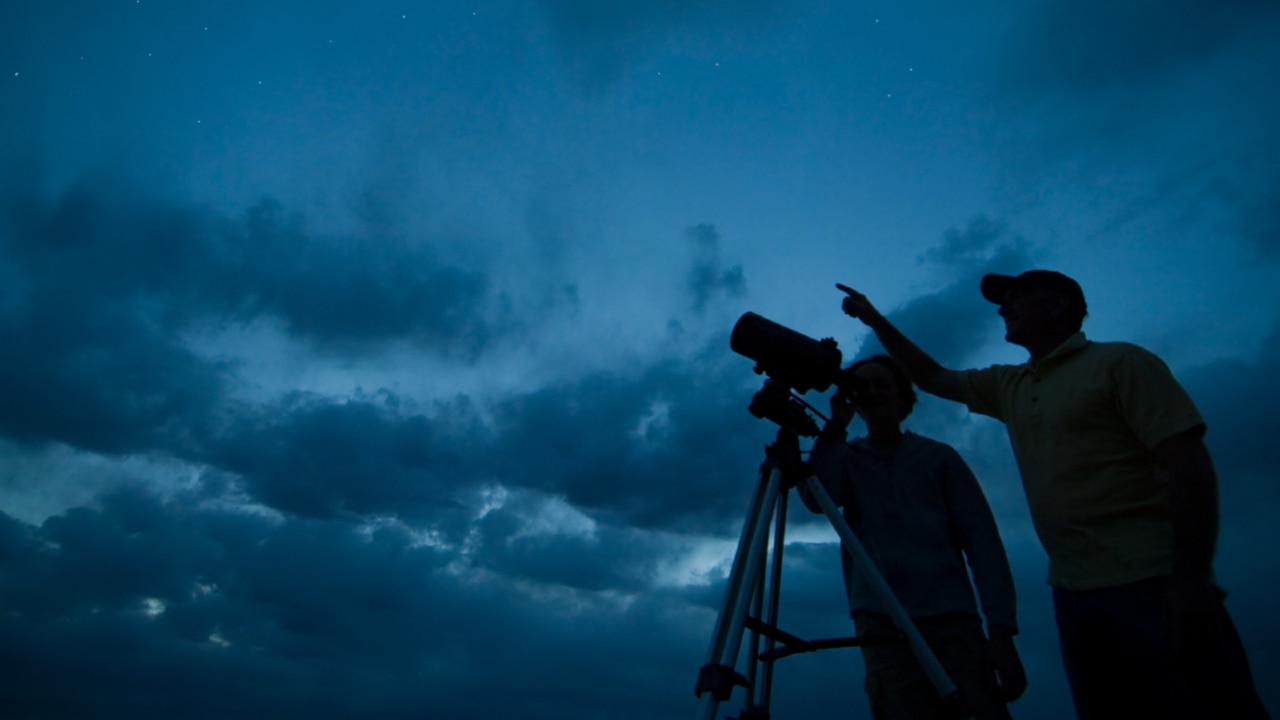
[0,167,778,532]
[858,216,1035,368]
[0,477,755,719]
[686,223,747,314]
[1,173,493,357]
[998,0,1279,95]
[483,345,774,532]
[475,508,658,592]
[1181,321,1280,488]
[231,199,491,354]
[198,391,486,520]
[136,327,771,532]
[0,192,228,455]
[0,172,499,456]
[991,0,1280,257]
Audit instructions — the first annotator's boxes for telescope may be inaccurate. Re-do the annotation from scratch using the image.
[730,312,855,436]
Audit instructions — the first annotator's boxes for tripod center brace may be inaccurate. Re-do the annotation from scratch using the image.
[693,435,968,720]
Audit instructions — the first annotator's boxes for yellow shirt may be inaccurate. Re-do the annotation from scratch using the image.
[959,333,1205,590]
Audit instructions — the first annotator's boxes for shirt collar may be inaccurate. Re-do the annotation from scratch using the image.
[1022,332,1090,374]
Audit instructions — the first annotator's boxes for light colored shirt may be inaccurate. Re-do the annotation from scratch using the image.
[802,431,1018,630]
[958,332,1205,590]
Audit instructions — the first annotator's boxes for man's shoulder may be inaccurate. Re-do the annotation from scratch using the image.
[1078,339,1171,370]
[1083,339,1155,356]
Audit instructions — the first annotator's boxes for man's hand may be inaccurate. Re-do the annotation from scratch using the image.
[835,283,882,325]
[988,625,1027,703]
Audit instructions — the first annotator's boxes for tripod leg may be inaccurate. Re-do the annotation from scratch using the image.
[800,475,967,714]
[757,488,788,712]
[696,466,783,720]
[743,485,790,717]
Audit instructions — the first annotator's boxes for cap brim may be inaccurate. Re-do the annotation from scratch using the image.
[980,274,1016,304]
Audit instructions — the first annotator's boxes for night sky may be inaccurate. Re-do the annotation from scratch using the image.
[2,1,1278,718]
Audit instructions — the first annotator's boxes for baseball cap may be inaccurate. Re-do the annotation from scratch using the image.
[980,270,1087,315]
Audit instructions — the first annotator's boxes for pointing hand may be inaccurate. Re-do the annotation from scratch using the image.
[836,283,879,323]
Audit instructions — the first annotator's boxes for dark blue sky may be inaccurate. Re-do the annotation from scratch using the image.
[2,1,1278,718]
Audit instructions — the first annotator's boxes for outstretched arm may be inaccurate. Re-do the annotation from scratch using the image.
[835,284,964,402]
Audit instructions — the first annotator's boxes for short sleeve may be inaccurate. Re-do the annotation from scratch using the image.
[958,366,1013,421]
[1110,345,1205,448]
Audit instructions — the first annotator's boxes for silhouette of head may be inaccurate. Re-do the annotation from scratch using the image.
[845,354,917,423]
[982,270,1088,346]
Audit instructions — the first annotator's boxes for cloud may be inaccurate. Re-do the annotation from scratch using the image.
[0,489,492,717]
[229,198,492,354]
[686,223,747,314]
[990,0,1280,256]
[857,216,1036,368]
[0,170,779,534]
[0,171,503,456]
[480,346,775,532]
[0,257,227,455]
[134,327,771,532]
[1181,320,1280,489]
[998,0,1279,96]
[196,391,486,520]
[1,173,493,358]
[0,475,756,719]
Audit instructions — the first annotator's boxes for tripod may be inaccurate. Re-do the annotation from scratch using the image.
[693,429,966,720]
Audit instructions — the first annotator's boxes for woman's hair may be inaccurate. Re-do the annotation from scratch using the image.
[845,354,918,421]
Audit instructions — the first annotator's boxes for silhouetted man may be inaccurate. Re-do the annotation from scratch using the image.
[834,272,1270,720]
[800,354,1026,719]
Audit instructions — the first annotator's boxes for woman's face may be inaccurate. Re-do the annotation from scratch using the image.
[853,362,901,425]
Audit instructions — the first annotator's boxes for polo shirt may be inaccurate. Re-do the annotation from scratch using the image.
[958,333,1205,590]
